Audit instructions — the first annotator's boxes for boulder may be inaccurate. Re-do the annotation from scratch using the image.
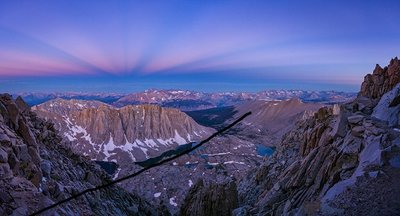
[389,156,400,168]
[0,189,13,203]
[0,148,8,163]
[347,115,364,125]
[351,126,365,137]
[15,96,30,113]
[372,83,400,127]
[330,109,348,138]
[0,163,12,178]
[17,118,37,146]
[11,205,28,216]
[15,145,31,162]
[0,133,11,145]
[40,160,52,178]
[28,146,41,164]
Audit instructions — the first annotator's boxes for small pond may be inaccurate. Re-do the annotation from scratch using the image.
[256,144,276,157]
[95,161,119,175]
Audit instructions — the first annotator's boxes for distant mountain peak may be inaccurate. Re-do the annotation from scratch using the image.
[33,99,215,163]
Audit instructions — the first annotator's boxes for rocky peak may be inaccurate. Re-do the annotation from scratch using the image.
[359,57,400,99]
[236,58,400,215]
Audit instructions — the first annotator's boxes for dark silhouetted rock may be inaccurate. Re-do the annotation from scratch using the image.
[180,179,239,216]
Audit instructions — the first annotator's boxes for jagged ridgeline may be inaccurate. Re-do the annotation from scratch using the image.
[0,95,166,215]
[230,57,400,215]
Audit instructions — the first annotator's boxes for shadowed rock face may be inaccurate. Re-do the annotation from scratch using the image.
[372,83,400,127]
[236,58,400,216]
[33,99,214,164]
[180,180,239,216]
[0,94,158,216]
[360,57,400,99]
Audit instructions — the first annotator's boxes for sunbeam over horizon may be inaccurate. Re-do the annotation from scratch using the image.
[0,0,399,92]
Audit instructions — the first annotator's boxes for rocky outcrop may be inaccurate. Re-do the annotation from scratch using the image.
[359,57,400,99]
[0,94,157,215]
[237,58,400,215]
[180,179,239,216]
[372,83,400,127]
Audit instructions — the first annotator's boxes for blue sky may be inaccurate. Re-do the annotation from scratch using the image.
[0,0,399,93]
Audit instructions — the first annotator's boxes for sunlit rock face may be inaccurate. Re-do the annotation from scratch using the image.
[359,57,400,99]
[32,99,214,164]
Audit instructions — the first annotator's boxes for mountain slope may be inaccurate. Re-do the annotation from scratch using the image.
[235,57,400,215]
[231,98,323,145]
[0,94,157,215]
[33,99,215,164]
[187,98,324,147]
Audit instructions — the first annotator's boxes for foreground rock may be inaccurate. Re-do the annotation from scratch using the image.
[236,57,400,215]
[180,180,239,216]
[0,94,158,215]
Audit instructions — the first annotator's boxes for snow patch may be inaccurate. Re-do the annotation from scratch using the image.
[64,132,76,141]
[205,152,232,157]
[169,197,178,207]
[113,168,121,180]
[144,138,158,148]
[157,138,174,146]
[103,134,117,160]
[223,161,245,165]
[174,130,187,145]
[154,192,161,198]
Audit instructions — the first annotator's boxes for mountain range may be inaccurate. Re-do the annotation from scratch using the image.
[17,89,355,111]
[0,57,398,215]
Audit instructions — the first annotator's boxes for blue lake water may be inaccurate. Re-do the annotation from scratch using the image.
[95,161,119,175]
[256,144,276,156]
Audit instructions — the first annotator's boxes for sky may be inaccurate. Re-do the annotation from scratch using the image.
[0,0,399,93]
